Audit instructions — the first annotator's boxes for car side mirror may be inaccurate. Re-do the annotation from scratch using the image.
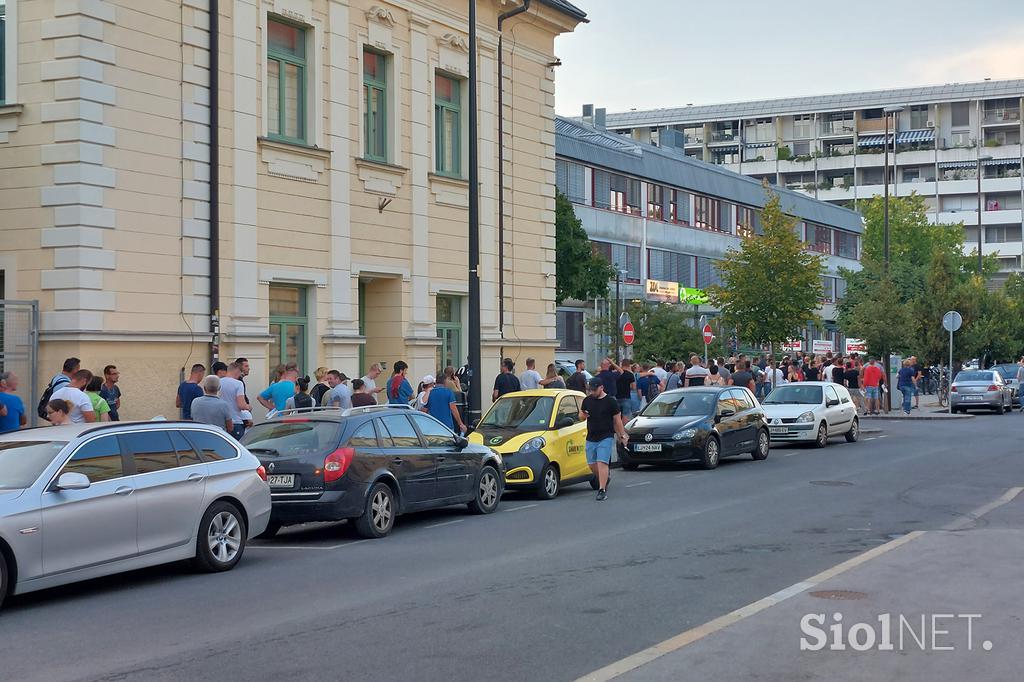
[455,436,469,449]
[56,472,91,491]
[555,416,575,429]
[716,409,735,423]
[826,399,840,407]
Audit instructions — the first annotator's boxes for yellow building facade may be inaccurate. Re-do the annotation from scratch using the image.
[0,0,584,418]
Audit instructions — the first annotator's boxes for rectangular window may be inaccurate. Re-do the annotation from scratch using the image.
[435,73,461,176]
[556,159,586,203]
[696,257,722,288]
[363,48,388,161]
[820,277,835,303]
[647,184,664,220]
[267,18,306,143]
[910,105,929,129]
[835,231,859,260]
[736,206,757,238]
[593,171,640,214]
[809,225,832,254]
[694,195,721,231]
[556,310,585,351]
[793,114,813,139]
[862,108,883,120]
[647,249,693,285]
[591,241,641,283]
[269,284,307,374]
[986,225,1022,243]
[669,189,690,224]
[951,101,969,127]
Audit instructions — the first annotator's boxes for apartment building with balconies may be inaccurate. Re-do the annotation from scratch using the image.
[603,78,1024,279]
[554,116,862,365]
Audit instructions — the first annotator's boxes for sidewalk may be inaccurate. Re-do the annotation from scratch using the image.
[581,489,1024,682]
[861,392,973,420]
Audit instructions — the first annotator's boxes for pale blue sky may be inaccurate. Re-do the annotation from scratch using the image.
[553,0,1024,116]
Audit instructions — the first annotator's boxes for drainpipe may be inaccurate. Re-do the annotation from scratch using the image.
[208,0,221,364]
[496,0,531,343]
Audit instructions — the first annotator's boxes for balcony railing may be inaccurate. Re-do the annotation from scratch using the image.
[710,130,738,143]
[984,109,1021,124]
[858,118,887,132]
[821,121,855,136]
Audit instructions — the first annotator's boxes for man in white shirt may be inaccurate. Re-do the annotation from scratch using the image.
[324,370,353,409]
[218,361,248,439]
[684,356,711,387]
[519,358,542,390]
[652,360,668,389]
[50,369,97,423]
[360,363,385,403]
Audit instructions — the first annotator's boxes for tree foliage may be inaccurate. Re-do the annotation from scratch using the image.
[586,301,703,363]
[555,191,615,305]
[708,187,824,356]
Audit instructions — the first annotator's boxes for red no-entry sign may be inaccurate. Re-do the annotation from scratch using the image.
[702,324,714,345]
[623,322,635,346]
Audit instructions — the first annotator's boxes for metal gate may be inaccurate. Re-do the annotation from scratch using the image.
[0,300,39,428]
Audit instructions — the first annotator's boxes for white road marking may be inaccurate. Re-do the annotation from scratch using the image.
[783,452,801,457]
[846,528,873,532]
[676,473,695,479]
[944,486,1024,531]
[250,539,370,551]
[503,503,538,512]
[425,519,466,529]
[625,481,651,488]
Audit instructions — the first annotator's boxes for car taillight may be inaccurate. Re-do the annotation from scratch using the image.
[256,465,267,481]
[988,385,999,391]
[324,447,355,483]
[950,385,957,392]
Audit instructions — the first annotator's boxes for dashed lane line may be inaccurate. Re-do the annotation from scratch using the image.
[625,481,652,488]
[425,519,466,529]
[503,503,539,513]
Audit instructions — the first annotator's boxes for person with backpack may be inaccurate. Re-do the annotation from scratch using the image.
[387,361,414,405]
[285,376,315,410]
[38,357,79,421]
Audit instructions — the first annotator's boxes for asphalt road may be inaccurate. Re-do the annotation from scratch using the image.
[2,415,1021,682]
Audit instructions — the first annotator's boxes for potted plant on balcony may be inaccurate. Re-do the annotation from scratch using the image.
[776,146,793,161]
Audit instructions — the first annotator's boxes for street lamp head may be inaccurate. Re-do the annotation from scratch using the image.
[979,154,994,162]
[883,105,906,113]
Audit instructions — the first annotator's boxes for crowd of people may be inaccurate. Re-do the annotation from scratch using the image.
[9,357,124,433]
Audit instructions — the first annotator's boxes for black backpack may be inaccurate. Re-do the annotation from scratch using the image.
[37,375,71,420]
[293,393,314,409]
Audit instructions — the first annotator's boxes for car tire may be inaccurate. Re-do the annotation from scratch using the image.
[468,465,501,514]
[814,423,828,448]
[355,482,397,538]
[536,463,560,500]
[620,457,639,471]
[701,436,720,470]
[845,417,860,443]
[255,521,281,540]
[192,501,247,573]
[751,429,770,460]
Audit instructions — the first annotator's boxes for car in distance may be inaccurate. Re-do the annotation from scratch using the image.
[989,363,1020,405]
[761,382,859,447]
[241,405,504,539]
[619,386,769,470]
[950,370,1013,414]
[0,422,271,610]
[468,389,596,499]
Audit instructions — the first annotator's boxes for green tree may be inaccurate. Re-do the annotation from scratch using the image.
[555,191,615,305]
[841,275,915,357]
[708,187,824,357]
[586,301,703,363]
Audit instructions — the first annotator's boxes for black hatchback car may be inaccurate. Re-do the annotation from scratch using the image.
[240,405,504,538]
[620,386,770,470]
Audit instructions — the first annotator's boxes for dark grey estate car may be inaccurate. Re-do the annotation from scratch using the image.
[241,405,505,539]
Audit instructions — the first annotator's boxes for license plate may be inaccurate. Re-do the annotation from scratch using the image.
[770,426,787,435]
[634,443,662,452]
[961,395,983,401]
[267,474,295,488]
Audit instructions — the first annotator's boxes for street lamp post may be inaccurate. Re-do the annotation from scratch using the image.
[882,104,905,413]
[977,155,993,274]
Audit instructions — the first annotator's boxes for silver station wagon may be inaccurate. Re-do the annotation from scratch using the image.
[0,421,271,610]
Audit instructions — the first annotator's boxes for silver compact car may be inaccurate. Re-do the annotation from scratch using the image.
[0,422,271,610]
[950,370,1013,414]
[761,382,859,447]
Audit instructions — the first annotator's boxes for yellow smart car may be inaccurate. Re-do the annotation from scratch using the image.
[468,389,596,499]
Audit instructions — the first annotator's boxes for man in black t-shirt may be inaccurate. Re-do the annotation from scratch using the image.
[567,359,589,392]
[492,358,521,400]
[728,361,754,392]
[615,362,636,418]
[580,377,628,501]
[831,355,847,385]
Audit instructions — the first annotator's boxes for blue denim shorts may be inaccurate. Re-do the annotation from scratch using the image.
[864,386,880,400]
[585,438,615,465]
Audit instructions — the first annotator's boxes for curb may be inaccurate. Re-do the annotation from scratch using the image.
[863,413,973,421]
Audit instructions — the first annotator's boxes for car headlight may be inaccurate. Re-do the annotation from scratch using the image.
[673,428,697,441]
[518,436,546,453]
[796,411,815,423]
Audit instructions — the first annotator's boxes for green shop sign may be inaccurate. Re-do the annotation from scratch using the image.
[679,287,709,305]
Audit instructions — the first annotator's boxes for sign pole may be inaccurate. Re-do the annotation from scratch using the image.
[948,326,953,415]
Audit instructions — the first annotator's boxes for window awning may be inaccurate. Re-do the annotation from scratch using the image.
[984,157,1021,167]
[857,130,935,147]
[710,145,739,153]
[939,160,975,169]
[745,141,776,148]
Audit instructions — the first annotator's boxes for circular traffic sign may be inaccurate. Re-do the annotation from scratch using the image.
[942,310,962,332]
[702,324,714,345]
[622,322,635,346]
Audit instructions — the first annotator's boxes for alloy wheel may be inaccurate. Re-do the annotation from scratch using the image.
[207,511,242,564]
[707,439,719,466]
[371,489,393,532]
[543,468,558,497]
[480,470,499,508]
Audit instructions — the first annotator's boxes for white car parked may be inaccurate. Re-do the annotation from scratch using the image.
[760,382,859,447]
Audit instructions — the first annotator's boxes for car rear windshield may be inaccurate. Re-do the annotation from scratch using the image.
[955,371,993,383]
[991,365,1017,381]
[241,420,341,457]
[0,441,67,489]
[764,385,823,405]
[480,396,554,430]
[642,392,715,417]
